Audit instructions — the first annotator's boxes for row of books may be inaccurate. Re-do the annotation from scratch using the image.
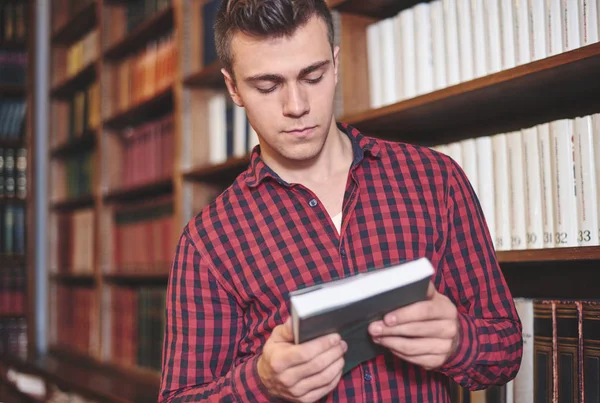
[51,285,97,357]
[0,1,26,44]
[366,0,600,108]
[0,148,26,200]
[51,150,95,201]
[65,29,98,79]
[0,267,26,316]
[201,0,219,66]
[110,285,165,371]
[106,33,175,119]
[433,113,600,250]
[112,197,173,273]
[0,50,26,85]
[125,0,171,34]
[51,82,100,148]
[51,0,95,35]
[0,99,26,141]
[119,114,173,189]
[0,317,27,357]
[202,91,259,166]
[52,209,94,275]
[0,203,25,255]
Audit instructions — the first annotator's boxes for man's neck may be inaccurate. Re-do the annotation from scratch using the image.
[261,121,354,186]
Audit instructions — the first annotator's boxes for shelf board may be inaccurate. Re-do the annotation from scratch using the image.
[51,194,95,211]
[50,62,96,100]
[103,86,173,130]
[0,83,25,97]
[0,376,44,403]
[103,6,174,61]
[103,177,173,203]
[327,0,424,19]
[0,254,25,267]
[498,246,600,263]
[183,61,225,88]
[183,155,250,184]
[0,138,25,148]
[0,40,27,51]
[50,131,96,159]
[51,2,97,45]
[343,42,600,145]
[49,272,96,285]
[0,197,27,205]
[0,313,26,319]
[103,270,170,284]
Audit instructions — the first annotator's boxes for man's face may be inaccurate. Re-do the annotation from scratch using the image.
[224,15,339,163]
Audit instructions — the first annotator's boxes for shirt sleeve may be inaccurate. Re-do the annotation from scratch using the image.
[435,158,523,390]
[159,231,279,402]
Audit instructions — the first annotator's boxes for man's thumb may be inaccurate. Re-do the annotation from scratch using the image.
[272,317,295,343]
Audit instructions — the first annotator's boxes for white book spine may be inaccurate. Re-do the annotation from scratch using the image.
[415,3,435,96]
[471,0,488,77]
[550,119,579,247]
[486,0,503,73]
[593,114,600,244]
[574,116,599,246]
[443,0,461,85]
[366,22,382,109]
[401,8,417,98]
[514,298,534,403]
[380,18,399,105]
[501,0,518,69]
[233,105,247,158]
[447,142,463,167]
[457,0,475,81]
[493,133,512,250]
[210,92,228,165]
[516,0,533,65]
[564,0,581,50]
[523,126,544,249]
[548,0,565,55]
[460,138,479,196]
[537,123,555,247]
[508,131,528,250]
[581,0,599,44]
[531,0,548,60]
[432,144,449,155]
[393,14,405,101]
[476,137,496,248]
[430,0,447,90]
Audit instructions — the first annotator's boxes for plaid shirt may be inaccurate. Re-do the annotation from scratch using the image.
[159,123,523,402]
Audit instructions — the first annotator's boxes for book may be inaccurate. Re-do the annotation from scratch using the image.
[289,257,434,374]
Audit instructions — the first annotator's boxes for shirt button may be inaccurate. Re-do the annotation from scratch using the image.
[308,199,318,207]
[340,248,347,257]
[364,373,372,381]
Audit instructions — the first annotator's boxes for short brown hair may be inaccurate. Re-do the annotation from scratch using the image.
[215,0,335,75]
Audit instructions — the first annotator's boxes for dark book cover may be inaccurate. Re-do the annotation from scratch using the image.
[556,300,580,403]
[583,301,600,403]
[534,300,555,403]
[290,259,432,374]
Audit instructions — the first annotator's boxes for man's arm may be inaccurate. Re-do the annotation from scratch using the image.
[158,231,277,402]
[434,158,523,390]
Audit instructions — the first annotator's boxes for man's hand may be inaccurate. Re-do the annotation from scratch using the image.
[368,282,459,371]
[257,318,347,403]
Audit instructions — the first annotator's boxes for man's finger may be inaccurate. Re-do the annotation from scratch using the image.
[271,318,295,343]
[369,319,456,339]
[375,336,454,357]
[381,300,450,326]
[282,340,347,384]
[285,332,343,368]
[289,356,345,399]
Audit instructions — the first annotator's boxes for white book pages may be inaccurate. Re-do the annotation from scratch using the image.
[564,0,581,50]
[457,0,475,81]
[548,0,565,55]
[380,18,399,105]
[414,3,435,95]
[485,0,503,73]
[233,105,247,158]
[475,137,496,249]
[550,119,579,247]
[366,22,382,108]
[508,131,527,250]
[514,298,534,403]
[443,0,461,85]
[501,0,518,69]
[515,0,533,65]
[208,92,227,165]
[393,13,405,101]
[581,0,599,44]
[537,123,555,247]
[400,8,417,98]
[430,0,447,90]
[493,133,512,250]
[530,0,548,60]
[460,138,479,196]
[522,126,544,249]
[574,116,599,245]
[446,142,463,167]
[471,0,488,77]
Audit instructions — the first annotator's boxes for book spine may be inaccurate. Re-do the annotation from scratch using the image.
[493,133,511,251]
[523,126,544,249]
[574,116,599,246]
[534,300,554,403]
[556,300,581,403]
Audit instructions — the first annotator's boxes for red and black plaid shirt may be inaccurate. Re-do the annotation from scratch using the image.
[159,123,523,402]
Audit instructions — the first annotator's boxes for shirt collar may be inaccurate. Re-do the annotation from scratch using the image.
[244,122,381,188]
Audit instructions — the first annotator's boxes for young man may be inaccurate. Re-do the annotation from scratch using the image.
[159,0,523,401]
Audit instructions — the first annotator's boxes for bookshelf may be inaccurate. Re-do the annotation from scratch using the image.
[27,0,600,401]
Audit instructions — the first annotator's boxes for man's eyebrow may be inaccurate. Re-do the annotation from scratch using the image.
[244,60,331,83]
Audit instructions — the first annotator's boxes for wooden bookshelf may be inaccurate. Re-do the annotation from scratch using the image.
[103,177,172,203]
[49,273,96,285]
[497,246,600,263]
[327,0,423,19]
[0,138,26,148]
[51,194,95,211]
[182,60,224,88]
[0,83,26,97]
[102,271,170,284]
[183,155,250,183]
[51,1,97,45]
[0,254,26,268]
[103,86,173,130]
[50,131,96,159]
[103,5,174,61]
[0,40,27,51]
[49,62,96,99]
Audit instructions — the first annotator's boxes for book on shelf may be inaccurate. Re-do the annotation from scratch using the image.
[289,257,434,374]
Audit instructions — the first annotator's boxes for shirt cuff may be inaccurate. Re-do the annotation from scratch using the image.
[233,355,284,402]
[437,311,478,376]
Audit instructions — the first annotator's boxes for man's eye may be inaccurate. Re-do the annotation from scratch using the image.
[305,75,324,84]
[257,85,277,94]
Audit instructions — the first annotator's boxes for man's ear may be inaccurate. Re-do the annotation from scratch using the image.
[333,45,340,85]
[222,68,244,107]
